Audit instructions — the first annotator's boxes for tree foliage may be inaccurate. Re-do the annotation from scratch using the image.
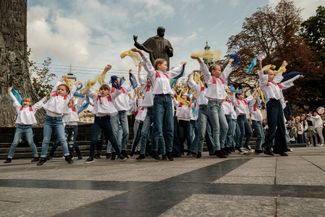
[300,6,325,62]
[29,56,55,99]
[227,0,324,111]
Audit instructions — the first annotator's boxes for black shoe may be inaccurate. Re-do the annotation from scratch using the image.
[162,155,167,160]
[121,150,129,159]
[274,151,288,156]
[111,153,116,160]
[167,152,174,161]
[94,153,101,159]
[37,158,47,166]
[65,155,73,164]
[221,148,229,156]
[215,150,227,158]
[235,147,243,152]
[31,157,39,162]
[4,158,12,163]
[263,150,274,156]
[187,151,197,157]
[255,150,263,154]
[196,152,202,158]
[136,154,145,160]
[224,147,231,154]
[119,155,127,161]
[106,153,112,159]
[151,152,161,160]
[85,157,94,163]
[244,145,252,150]
[77,155,83,160]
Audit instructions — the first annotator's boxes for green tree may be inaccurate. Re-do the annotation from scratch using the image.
[300,6,325,62]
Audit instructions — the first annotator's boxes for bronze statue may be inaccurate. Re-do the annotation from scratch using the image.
[133,26,173,69]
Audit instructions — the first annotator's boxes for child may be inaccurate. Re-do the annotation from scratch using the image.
[132,48,186,161]
[249,93,265,153]
[188,70,209,158]
[258,59,303,156]
[110,75,130,158]
[86,64,126,162]
[4,86,46,163]
[233,90,258,152]
[37,79,77,165]
[222,92,237,154]
[192,56,234,158]
[136,76,154,160]
[63,98,83,159]
[174,92,194,156]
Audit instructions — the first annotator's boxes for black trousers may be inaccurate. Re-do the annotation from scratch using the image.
[263,99,288,153]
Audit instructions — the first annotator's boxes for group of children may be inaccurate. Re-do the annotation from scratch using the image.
[3,48,305,165]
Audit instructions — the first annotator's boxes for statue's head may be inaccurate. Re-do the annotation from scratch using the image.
[157,26,165,37]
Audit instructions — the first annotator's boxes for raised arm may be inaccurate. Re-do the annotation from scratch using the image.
[187,73,200,93]
[132,48,155,78]
[168,62,186,79]
[257,59,268,86]
[278,75,303,90]
[32,97,47,111]
[8,86,21,108]
[191,56,211,82]
[221,58,234,80]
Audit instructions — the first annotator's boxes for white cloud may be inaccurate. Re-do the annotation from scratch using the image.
[268,0,323,19]
[28,6,90,66]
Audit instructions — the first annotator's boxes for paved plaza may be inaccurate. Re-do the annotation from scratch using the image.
[0,147,325,217]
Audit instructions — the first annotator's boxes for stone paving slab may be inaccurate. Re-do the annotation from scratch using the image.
[277,197,325,217]
[214,176,275,185]
[0,187,125,217]
[160,194,325,217]
[276,156,325,186]
[214,158,276,185]
[0,158,223,182]
[160,194,275,217]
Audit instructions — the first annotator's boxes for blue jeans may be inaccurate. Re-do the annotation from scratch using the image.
[198,105,215,153]
[152,94,174,154]
[8,125,38,158]
[107,115,123,153]
[225,115,236,148]
[65,125,81,156]
[90,116,120,159]
[252,120,264,151]
[40,115,70,158]
[139,108,153,155]
[206,100,228,151]
[190,120,199,154]
[234,121,242,147]
[114,111,129,151]
[237,114,252,148]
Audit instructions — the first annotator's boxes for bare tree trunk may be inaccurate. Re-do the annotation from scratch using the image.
[0,0,38,127]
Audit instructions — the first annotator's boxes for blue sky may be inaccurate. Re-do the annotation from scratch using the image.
[27,0,324,82]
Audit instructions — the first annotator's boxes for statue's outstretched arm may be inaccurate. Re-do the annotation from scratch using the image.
[133,35,151,53]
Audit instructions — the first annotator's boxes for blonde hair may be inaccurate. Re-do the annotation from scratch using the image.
[154,58,167,70]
